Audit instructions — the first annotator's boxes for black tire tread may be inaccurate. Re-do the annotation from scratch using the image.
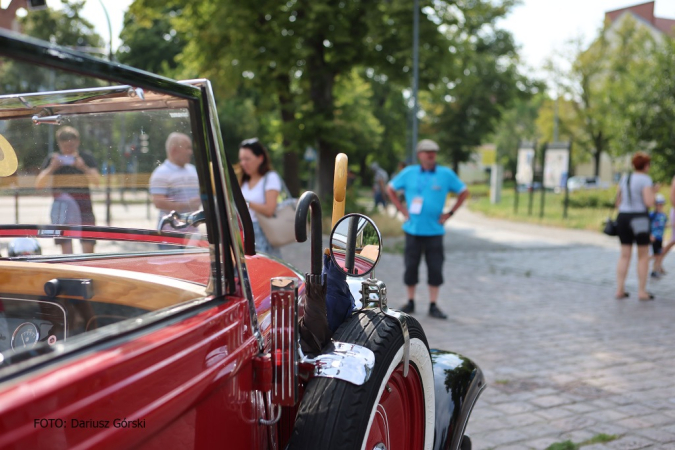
[288,310,428,450]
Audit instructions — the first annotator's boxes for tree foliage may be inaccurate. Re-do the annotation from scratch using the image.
[641,37,675,182]
[420,1,533,172]
[125,0,523,199]
[599,19,675,182]
[552,16,675,179]
[116,7,185,76]
[21,0,102,51]
[551,33,615,177]
[491,94,543,178]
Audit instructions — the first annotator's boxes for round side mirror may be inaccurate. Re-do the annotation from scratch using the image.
[329,213,382,277]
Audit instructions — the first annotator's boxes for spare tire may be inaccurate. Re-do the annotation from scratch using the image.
[288,309,435,450]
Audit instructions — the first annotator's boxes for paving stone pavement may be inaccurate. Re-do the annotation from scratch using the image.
[279,208,675,449]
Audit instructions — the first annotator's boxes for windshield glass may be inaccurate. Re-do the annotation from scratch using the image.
[0,104,207,253]
[0,73,215,367]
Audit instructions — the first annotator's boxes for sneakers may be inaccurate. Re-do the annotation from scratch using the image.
[651,271,662,279]
[429,303,447,320]
[400,300,415,314]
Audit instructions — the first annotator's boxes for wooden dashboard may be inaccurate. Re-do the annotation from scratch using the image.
[0,261,207,311]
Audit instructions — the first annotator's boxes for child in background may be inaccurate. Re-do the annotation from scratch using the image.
[650,193,668,278]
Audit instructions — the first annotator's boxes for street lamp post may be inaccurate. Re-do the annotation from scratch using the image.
[411,0,420,163]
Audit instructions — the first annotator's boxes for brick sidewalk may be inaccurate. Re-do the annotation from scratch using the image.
[280,209,675,449]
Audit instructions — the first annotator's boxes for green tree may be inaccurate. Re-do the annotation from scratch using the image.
[553,17,657,177]
[602,18,656,160]
[22,0,103,53]
[116,7,185,76]
[614,32,675,182]
[491,94,544,179]
[129,0,520,200]
[418,3,530,172]
[368,73,409,171]
[552,36,611,177]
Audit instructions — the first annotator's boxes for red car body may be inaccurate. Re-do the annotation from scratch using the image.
[0,255,296,449]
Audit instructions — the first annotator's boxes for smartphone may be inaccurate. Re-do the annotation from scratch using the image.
[57,154,75,166]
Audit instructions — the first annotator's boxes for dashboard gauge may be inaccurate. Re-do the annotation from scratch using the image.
[11,322,39,351]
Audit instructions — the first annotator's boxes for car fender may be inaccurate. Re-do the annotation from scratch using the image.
[430,349,486,450]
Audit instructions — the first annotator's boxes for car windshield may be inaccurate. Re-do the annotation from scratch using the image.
[0,88,207,254]
[0,72,217,367]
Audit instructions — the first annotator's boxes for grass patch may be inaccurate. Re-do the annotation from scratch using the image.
[545,433,620,450]
[494,379,510,385]
[470,187,612,232]
[470,183,672,233]
[466,182,491,198]
[579,434,620,446]
[546,441,577,450]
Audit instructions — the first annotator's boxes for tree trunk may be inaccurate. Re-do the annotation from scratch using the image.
[307,37,336,200]
[277,74,300,197]
[593,131,603,178]
[451,147,460,173]
[317,138,339,202]
[283,152,300,196]
[593,149,601,178]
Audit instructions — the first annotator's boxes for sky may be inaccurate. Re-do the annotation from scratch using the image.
[498,0,675,74]
[28,0,675,73]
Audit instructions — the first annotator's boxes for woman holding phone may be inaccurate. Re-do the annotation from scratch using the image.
[35,126,100,254]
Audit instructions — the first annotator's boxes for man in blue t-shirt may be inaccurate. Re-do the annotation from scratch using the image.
[386,139,469,319]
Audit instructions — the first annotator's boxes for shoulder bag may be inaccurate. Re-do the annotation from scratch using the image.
[603,214,618,236]
[604,173,631,236]
[256,172,298,247]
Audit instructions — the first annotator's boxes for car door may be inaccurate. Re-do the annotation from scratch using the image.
[0,31,269,450]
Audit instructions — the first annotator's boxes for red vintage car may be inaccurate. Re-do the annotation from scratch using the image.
[0,31,484,450]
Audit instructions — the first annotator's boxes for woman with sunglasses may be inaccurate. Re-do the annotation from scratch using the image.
[238,138,282,257]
